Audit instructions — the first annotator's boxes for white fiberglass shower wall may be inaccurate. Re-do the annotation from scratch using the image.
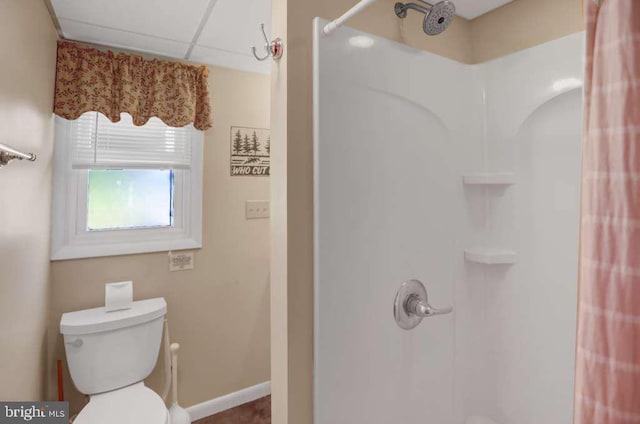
[314,18,584,424]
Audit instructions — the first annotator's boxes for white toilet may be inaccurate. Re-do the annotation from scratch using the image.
[60,297,170,424]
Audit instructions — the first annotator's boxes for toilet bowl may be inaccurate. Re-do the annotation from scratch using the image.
[60,298,170,424]
[75,382,169,424]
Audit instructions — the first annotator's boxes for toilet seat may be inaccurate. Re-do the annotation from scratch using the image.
[75,382,170,424]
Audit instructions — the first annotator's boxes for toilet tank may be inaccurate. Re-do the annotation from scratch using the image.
[60,298,167,395]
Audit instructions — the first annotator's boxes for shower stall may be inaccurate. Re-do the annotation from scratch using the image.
[313,17,583,424]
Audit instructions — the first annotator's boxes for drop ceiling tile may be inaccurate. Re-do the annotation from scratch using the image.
[454,0,514,20]
[59,19,191,58]
[190,45,269,75]
[196,0,271,54]
[51,0,211,42]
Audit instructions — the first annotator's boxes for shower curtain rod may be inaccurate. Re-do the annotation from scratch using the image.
[323,0,377,35]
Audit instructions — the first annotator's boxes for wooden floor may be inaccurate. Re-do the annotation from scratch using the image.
[193,396,271,424]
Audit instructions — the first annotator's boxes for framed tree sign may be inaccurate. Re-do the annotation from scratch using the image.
[230,126,270,176]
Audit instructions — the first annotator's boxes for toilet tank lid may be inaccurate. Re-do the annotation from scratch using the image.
[60,298,167,336]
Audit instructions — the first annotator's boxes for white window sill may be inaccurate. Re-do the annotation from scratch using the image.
[51,237,202,261]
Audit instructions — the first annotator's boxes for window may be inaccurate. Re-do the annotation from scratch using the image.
[51,112,203,260]
[87,169,174,230]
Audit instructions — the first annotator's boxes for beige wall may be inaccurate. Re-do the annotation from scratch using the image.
[48,66,271,414]
[269,0,288,422]
[270,0,584,423]
[470,0,584,63]
[0,0,57,401]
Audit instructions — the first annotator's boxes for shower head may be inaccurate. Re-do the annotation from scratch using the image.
[423,1,456,35]
[394,1,456,36]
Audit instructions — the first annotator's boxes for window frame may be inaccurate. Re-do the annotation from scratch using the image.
[51,115,203,261]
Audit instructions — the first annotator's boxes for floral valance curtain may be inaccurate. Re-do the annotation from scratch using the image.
[54,41,212,131]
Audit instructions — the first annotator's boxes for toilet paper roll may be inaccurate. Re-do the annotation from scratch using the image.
[105,281,133,312]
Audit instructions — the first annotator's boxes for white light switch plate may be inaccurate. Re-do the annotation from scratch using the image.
[246,200,270,219]
[169,251,194,271]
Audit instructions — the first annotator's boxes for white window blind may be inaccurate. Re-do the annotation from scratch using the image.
[70,112,193,169]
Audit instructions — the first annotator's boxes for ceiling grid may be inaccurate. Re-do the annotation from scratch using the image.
[48,0,513,75]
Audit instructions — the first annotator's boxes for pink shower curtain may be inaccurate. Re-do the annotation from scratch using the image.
[575,1,640,423]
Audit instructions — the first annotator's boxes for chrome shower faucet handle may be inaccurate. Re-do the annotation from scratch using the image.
[394,279,453,330]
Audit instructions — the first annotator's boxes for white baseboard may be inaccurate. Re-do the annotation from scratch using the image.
[186,381,271,422]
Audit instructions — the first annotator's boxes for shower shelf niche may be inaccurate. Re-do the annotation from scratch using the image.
[462,172,515,186]
[464,248,517,265]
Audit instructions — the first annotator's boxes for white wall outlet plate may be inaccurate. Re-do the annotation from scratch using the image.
[169,251,194,271]
[246,200,270,219]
